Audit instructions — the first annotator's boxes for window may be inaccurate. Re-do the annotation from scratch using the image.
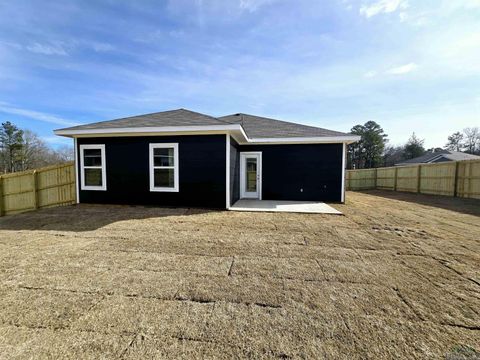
[80,144,106,191]
[149,143,179,192]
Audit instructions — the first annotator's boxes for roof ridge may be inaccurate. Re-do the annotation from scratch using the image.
[220,113,348,135]
[56,108,226,131]
[177,108,230,124]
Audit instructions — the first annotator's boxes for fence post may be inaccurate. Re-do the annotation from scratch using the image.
[32,170,39,210]
[467,161,473,198]
[374,168,378,189]
[416,165,422,193]
[393,167,398,191]
[0,176,3,217]
[453,161,459,197]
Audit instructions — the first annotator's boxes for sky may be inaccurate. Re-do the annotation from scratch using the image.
[0,0,479,149]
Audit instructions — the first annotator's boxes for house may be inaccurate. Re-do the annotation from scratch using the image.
[54,109,360,209]
[395,150,480,166]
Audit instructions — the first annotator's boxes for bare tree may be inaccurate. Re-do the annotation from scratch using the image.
[0,121,74,174]
[383,145,404,167]
[19,130,50,171]
[20,131,74,170]
[53,145,74,162]
[463,127,480,154]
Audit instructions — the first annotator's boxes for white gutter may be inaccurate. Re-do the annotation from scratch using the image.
[246,135,360,144]
[55,124,359,144]
[54,124,244,136]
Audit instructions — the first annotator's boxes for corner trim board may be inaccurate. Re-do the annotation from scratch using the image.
[226,135,230,209]
[341,142,346,203]
[74,138,79,203]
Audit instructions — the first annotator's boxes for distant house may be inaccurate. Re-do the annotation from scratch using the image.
[395,150,480,166]
[54,109,360,209]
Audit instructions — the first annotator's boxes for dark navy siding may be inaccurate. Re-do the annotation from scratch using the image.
[230,137,240,205]
[77,135,226,208]
[237,143,343,202]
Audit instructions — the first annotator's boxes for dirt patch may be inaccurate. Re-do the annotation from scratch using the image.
[0,191,479,358]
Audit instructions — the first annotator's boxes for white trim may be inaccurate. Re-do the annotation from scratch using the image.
[341,142,346,203]
[79,144,107,191]
[55,124,243,136]
[226,135,231,209]
[149,143,179,192]
[74,138,79,202]
[246,135,360,145]
[55,125,359,145]
[240,152,262,200]
[426,154,445,163]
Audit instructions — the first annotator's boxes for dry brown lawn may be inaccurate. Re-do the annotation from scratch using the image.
[0,190,479,359]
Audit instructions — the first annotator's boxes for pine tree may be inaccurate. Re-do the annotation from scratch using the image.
[0,121,24,173]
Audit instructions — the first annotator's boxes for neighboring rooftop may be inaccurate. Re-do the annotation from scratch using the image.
[396,150,480,165]
[55,108,354,140]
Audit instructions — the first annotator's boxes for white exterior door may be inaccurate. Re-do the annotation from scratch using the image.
[240,152,262,199]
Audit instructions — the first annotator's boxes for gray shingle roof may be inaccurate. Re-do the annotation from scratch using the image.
[60,109,228,131]
[396,150,480,165]
[56,108,353,139]
[219,113,349,138]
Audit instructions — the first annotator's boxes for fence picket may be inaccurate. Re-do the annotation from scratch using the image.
[0,162,75,217]
[346,159,480,200]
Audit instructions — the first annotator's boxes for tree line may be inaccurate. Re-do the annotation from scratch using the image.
[0,121,73,174]
[347,122,479,169]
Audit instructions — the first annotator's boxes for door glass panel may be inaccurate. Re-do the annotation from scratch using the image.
[246,158,257,192]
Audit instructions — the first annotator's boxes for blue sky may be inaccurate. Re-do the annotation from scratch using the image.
[0,0,479,148]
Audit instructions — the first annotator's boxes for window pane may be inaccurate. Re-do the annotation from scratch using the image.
[84,149,102,166]
[84,168,102,186]
[246,158,257,192]
[154,168,174,188]
[154,147,174,167]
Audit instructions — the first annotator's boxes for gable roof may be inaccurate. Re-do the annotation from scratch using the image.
[218,113,349,139]
[54,108,359,144]
[396,150,480,165]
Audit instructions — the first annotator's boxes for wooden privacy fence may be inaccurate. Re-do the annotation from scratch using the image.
[346,159,480,200]
[0,162,76,216]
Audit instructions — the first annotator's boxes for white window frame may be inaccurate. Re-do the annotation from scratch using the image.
[149,143,179,192]
[79,144,107,191]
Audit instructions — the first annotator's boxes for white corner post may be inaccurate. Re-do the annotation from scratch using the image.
[226,134,231,209]
[341,142,346,203]
[74,137,80,203]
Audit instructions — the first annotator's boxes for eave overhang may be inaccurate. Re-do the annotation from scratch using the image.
[54,125,360,144]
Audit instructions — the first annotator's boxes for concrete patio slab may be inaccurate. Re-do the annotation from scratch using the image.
[229,200,342,214]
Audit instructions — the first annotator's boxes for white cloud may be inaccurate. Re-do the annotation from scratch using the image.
[25,42,68,56]
[0,103,78,126]
[239,0,277,12]
[385,62,418,75]
[364,70,377,78]
[90,42,115,53]
[360,0,408,18]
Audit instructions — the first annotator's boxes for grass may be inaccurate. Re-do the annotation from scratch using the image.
[0,190,479,359]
